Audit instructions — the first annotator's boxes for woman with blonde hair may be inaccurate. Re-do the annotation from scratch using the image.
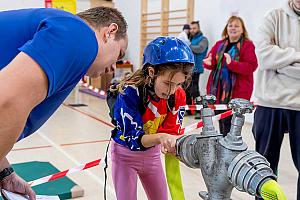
[203,15,258,136]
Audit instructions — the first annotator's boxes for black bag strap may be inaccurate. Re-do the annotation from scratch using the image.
[106,84,119,126]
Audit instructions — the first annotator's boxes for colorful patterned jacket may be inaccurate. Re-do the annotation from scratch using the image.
[112,85,186,151]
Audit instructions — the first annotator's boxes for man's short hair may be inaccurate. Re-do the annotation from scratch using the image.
[77,7,128,40]
[191,21,200,28]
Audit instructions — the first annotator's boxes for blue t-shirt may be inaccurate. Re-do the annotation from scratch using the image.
[0,8,98,140]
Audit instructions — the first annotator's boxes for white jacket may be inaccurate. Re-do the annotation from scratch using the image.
[177,31,191,45]
[254,0,300,111]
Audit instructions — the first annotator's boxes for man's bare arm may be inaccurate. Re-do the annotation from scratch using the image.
[0,52,48,161]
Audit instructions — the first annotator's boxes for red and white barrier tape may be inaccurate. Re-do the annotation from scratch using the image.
[179,109,233,134]
[182,104,229,111]
[29,158,107,187]
[78,81,246,112]
[79,80,107,96]
[78,83,230,111]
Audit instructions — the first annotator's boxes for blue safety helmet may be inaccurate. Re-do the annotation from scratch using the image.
[142,36,194,68]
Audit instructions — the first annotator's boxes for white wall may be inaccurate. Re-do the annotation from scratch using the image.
[0,0,44,11]
[114,0,141,69]
[0,0,90,13]
[76,0,90,12]
[194,0,285,47]
[113,0,189,69]
[113,0,286,70]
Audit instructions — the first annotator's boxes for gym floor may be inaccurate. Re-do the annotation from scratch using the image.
[7,88,297,200]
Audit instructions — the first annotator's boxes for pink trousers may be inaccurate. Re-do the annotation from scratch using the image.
[111,141,168,200]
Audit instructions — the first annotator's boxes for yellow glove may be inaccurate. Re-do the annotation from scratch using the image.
[259,179,286,200]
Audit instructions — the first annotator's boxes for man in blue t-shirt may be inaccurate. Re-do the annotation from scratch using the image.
[0,7,128,198]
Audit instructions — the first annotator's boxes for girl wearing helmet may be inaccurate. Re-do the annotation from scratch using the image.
[109,36,194,200]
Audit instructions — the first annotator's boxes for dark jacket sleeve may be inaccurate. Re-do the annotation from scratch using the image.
[190,37,209,54]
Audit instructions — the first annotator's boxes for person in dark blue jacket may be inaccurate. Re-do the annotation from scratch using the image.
[0,7,128,199]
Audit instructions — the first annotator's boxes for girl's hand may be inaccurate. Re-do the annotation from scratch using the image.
[224,53,232,65]
[203,53,212,66]
[159,134,178,155]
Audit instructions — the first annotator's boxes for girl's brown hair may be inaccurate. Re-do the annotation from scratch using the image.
[110,62,193,106]
[221,16,249,40]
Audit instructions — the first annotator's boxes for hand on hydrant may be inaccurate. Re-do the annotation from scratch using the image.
[159,134,179,155]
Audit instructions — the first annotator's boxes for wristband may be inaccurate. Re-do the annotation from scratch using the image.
[0,167,14,181]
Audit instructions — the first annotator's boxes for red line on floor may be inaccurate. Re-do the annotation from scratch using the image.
[12,145,52,151]
[60,139,110,147]
[12,139,110,151]
[62,103,114,128]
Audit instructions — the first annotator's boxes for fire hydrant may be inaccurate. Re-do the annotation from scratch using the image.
[176,96,280,200]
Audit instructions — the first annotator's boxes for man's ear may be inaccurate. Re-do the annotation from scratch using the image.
[106,23,119,40]
[148,67,155,78]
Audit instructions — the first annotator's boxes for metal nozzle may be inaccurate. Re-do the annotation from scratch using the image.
[196,95,216,108]
[228,98,254,115]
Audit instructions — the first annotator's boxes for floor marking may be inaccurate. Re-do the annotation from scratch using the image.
[37,130,116,198]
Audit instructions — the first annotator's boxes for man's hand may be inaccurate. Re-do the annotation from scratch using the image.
[0,172,36,200]
[259,179,286,200]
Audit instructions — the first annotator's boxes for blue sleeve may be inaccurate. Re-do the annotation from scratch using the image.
[114,86,147,151]
[19,17,98,97]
